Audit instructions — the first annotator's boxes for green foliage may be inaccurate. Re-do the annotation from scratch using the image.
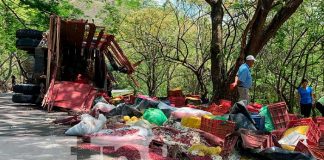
[254,0,323,113]
[0,0,322,110]
[0,0,83,85]
[115,0,142,9]
[100,4,121,34]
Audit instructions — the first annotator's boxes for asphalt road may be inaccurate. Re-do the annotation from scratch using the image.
[0,93,69,136]
[0,93,114,160]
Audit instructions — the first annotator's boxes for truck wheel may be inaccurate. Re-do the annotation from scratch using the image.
[12,93,37,103]
[16,38,41,49]
[13,84,40,94]
[16,29,43,39]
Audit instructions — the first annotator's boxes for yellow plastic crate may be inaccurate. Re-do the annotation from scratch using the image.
[181,116,201,129]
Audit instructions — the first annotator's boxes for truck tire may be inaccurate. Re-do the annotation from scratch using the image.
[16,29,43,39]
[12,93,37,103]
[13,84,40,94]
[16,38,41,48]
[16,38,41,49]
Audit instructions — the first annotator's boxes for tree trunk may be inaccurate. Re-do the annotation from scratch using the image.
[207,0,303,102]
[208,0,224,102]
[194,71,208,100]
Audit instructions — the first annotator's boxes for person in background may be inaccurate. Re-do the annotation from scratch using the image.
[11,75,16,91]
[230,55,256,104]
[297,79,315,117]
[315,96,324,116]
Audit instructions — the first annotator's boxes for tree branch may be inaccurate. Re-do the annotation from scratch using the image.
[1,0,27,28]
[262,0,303,48]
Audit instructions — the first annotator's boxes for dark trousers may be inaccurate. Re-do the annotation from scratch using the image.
[300,103,312,117]
[316,102,324,116]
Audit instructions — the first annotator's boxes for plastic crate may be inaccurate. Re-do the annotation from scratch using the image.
[124,95,136,104]
[319,137,324,148]
[247,105,260,113]
[168,96,186,107]
[220,134,239,158]
[167,90,183,97]
[219,99,232,108]
[287,118,321,144]
[268,102,289,129]
[181,116,201,129]
[271,128,286,140]
[200,117,236,139]
[308,146,324,160]
[251,115,265,131]
[203,103,231,115]
[240,129,274,149]
[247,103,263,113]
[314,117,324,134]
[288,114,298,121]
[295,141,324,160]
[251,103,263,109]
[294,140,311,155]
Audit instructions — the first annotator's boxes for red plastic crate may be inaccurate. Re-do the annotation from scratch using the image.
[294,140,311,155]
[220,134,239,158]
[251,103,263,109]
[268,102,289,129]
[167,90,183,97]
[288,114,298,121]
[308,146,324,160]
[319,137,324,149]
[287,118,321,144]
[124,95,136,104]
[219,99,232,108]
[247,105,260,113]
[240,129,274,149]
[203,103,231,115]
[295,140,324,159]
[200,117,236,139]
[247,103,263,113]
[271,128,286,140]
[314,117,324,134]
[168,96,186,107]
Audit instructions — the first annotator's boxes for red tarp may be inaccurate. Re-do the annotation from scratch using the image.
[44,81,96,112]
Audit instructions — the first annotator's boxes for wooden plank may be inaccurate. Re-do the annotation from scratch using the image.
[55,17,61,80]
[46,15,55,90]
[85,23,96,48]
[50,18,57,81]
[110,37,135,73]
[75,22,86,48]
[56,17,61,66]
[101,35,124,66]
[101,35,135,74]
[93,29,104,48]
[107,46,123,67]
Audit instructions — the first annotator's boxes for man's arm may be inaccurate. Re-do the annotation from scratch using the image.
[230,75,244,90]
[230,69,247,90]
[233,76,239,86]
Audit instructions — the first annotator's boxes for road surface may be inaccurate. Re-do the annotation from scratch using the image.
[0,93,114,160]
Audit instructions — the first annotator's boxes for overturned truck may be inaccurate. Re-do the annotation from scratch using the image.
[13,15,135,112]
